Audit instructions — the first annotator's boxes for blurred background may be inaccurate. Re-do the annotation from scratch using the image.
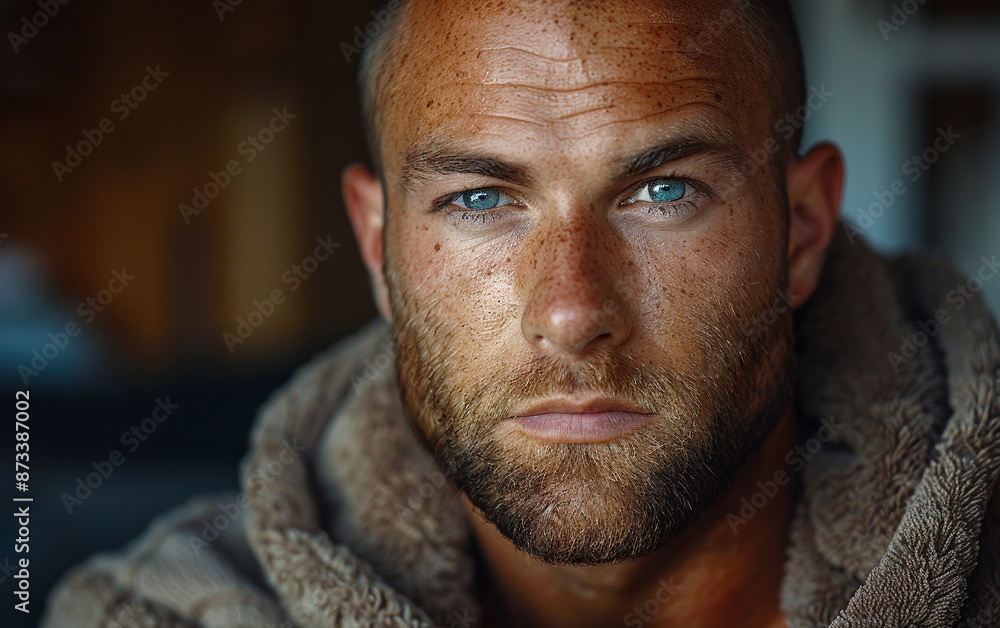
[0,0,998,623]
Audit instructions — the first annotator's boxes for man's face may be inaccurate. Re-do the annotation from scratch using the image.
[377,0,795,564]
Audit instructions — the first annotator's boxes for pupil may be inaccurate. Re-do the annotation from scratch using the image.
[650,181,684,202]
[463,189,499,210]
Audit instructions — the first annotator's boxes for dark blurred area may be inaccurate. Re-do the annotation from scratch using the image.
[0,0,385,621]
[0,0,999,624]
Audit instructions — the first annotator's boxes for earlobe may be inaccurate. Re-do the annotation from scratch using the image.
[785,142,844,309]
[342,164,392,321]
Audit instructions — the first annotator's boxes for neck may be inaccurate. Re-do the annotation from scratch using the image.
[461,405,798,628]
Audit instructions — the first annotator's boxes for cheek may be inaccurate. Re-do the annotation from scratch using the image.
[387,214,523,360]
[626,205,784,363]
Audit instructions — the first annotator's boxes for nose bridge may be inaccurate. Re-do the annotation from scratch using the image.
[539,212,610,298]
[522,209,628,355]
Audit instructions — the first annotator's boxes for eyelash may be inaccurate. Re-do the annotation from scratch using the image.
[620,176,707,218]
[451,209,500,227]
[429,191,518,214]
[429,175,709,223]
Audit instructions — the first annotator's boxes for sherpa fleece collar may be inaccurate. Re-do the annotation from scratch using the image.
[238,227,1000,627]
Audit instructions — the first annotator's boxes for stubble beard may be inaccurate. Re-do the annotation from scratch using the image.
[387,256,794,565]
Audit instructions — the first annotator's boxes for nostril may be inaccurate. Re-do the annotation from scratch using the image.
[521,280,630,355]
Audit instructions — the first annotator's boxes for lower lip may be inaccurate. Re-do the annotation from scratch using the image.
[511,412,654,443]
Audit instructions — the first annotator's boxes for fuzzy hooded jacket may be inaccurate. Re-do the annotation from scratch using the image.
[42,228,1000,627]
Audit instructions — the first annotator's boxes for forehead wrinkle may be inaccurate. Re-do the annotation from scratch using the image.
[470,42,699,65]
[475,44,670,56]
[469,113,548,128]
[465,89,740,141]
[463,80,679,94]
[474,10,710,49]
[554,105,619,122]
[460,47,717,92]
[561,116,733,144]
[461,77,724,107]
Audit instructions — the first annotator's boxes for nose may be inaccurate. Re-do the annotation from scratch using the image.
[520,216,631,357]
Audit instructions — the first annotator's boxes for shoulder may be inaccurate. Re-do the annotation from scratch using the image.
[41,320,394,627]
[41,493,290,627]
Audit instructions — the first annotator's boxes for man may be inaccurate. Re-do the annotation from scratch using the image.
[43,0,1000,626]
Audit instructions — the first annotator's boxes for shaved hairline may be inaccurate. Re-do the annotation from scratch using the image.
[356,0,805,177]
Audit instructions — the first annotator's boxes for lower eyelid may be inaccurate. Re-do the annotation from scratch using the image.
[636,198,701,218]
[450,209,500,227]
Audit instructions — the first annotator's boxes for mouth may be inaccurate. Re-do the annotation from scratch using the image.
[509,396,655,444]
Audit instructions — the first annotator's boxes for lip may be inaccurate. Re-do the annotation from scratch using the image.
[509,396,654,444]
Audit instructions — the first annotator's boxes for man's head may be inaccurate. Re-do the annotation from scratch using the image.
[358,0,807,177]
[343,0,843,565]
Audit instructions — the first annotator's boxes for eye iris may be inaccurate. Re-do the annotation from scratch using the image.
[649,180,685,203]
[462,189,500,210]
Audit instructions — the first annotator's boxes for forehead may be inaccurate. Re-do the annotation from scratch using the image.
[378,0,765,173]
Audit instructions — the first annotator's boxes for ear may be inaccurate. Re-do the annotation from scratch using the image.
[785,142,844,309]
[343,163,392,321]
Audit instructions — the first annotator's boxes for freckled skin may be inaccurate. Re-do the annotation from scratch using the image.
[382,0,785,426]
[344,0,845,627]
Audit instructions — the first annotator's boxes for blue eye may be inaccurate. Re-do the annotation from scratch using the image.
[634,179,687,203]
[455,188,515,211]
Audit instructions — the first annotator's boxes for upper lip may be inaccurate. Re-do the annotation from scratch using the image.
[513,396,652,417]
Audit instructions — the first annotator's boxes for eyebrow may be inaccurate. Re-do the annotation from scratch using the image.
[614,137,748,182]
[400,127,749,190]
[401,146,535,189]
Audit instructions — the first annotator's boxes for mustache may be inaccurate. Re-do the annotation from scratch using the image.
[454,348,691,425]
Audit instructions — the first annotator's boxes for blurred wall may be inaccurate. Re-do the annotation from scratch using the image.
[796,0,1000,315]
[1,0,384,391]
[0,0,392,613]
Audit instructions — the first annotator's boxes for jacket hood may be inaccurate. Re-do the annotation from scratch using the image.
[41,227,1000,627]
[237,227,1000,627]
